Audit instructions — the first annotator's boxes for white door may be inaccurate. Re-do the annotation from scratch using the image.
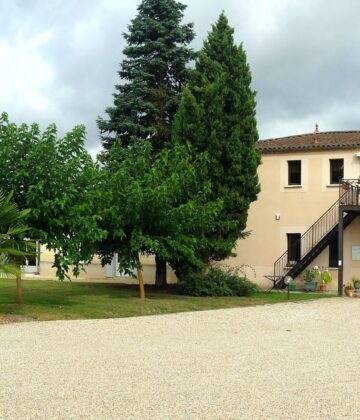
[106,253,136,278]
[21,241,40,274]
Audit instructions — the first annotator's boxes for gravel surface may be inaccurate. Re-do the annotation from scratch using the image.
[1,298,360,419]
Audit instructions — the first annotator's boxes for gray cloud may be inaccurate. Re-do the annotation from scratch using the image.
[0,0,359,157]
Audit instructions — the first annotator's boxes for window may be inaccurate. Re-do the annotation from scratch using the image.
[329,235,338,268]
[330,159,344,184]
[287,233,301,264]
[288,160,301,185]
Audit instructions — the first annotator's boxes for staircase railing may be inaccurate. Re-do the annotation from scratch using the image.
[273,181,360,281]
[339,179,360,205]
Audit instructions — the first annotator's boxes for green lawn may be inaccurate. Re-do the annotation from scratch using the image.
[0,279,335,321]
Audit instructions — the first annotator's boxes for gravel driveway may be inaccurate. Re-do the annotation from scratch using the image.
[1,298,360,419]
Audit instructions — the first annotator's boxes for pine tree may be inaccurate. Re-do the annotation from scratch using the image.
[173,13,261,274]
[98,0,196,287]
[98,0,196,155]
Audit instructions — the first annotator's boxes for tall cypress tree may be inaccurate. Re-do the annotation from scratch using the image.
[97,0,196,286]
[173,13,261,273]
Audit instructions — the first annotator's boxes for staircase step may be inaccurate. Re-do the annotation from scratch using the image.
[273,212,357,290]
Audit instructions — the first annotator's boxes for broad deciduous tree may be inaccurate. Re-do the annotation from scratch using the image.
[97,142,222,284]
[0,113,105,280]
[98,0,196,286]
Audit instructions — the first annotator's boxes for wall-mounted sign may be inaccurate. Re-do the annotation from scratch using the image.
[352,246,360,261]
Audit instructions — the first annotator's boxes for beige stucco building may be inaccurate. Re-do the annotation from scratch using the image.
[23,128,360,292]
[23,248,178,285]
[228,129,360,292]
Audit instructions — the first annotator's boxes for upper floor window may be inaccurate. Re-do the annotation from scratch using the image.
[288,160,301,185]
[330,159,344,184]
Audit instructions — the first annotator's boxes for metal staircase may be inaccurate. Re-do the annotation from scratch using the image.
[270,185,359,290]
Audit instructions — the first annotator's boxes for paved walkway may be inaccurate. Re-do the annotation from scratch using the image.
[1,298,360,419]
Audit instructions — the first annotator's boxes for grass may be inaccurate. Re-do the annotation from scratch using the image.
[0,279,336,321]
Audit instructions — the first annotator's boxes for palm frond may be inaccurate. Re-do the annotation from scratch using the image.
[0,264,20,277]
[0,191,33,274]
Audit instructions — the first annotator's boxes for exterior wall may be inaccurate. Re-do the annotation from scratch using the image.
[24,245,177,284]
[341,216,360,286]
[24,147,360,290]
[227,148,360,290]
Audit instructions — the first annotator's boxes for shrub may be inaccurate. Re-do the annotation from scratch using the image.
[321,269,332,284]
[178,266,258,297]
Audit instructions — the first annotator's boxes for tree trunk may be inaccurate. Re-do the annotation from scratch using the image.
[155,255,167,288]
[136,259,145,301]
[16,274,23,306]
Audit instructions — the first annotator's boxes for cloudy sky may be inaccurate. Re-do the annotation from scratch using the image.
[1,0,359,156]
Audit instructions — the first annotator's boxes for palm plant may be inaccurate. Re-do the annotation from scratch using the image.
[0,192,33,304]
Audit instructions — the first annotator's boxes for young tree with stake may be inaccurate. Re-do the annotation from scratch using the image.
[98,0,196,287]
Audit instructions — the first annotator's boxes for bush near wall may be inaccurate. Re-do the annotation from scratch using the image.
[178,266,258,297]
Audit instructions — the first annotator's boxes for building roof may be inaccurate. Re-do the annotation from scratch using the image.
[257,131,360,153]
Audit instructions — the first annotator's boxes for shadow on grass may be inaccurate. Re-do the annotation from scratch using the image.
[0,280,131,309]
[0,281,183,317]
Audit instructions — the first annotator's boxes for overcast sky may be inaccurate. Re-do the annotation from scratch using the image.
[1,0,359,156]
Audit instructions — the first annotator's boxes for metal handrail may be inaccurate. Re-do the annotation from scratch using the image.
[273,183,360,281]
[339,178,360,203]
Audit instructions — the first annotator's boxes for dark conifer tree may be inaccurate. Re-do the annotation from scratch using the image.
[98,0,195,155]
[98,0,196,286]
[173,13,261,274]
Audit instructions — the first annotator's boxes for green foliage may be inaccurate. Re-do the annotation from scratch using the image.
[179,266,258,297]
[97,141,223,274]
[302,269,315,283]
[98,0,196,156]
[0,192,33,277]
[321,270,332,284]
[352,277,360,286]
[302,268,320,283]
[97,0,197,286]
[173,13,261,267]
[0,113,106,280]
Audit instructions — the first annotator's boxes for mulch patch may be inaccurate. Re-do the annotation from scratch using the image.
[0,314,35,324]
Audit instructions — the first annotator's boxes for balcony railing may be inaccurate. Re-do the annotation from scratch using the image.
[339,178,360,206]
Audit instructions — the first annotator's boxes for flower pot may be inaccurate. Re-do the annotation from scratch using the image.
[319,283,326,292]
[305,281,318,292]
[345,289,354,297]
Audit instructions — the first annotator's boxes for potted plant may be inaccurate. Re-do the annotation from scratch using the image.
[344,283,355,297]
[353,277,360,294]
[319,269,332,291]
[302,266,320,291]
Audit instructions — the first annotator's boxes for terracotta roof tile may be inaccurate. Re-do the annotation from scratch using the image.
[256,131,360,153]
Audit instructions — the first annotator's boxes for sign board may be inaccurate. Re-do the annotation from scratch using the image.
[352,246,360,261]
